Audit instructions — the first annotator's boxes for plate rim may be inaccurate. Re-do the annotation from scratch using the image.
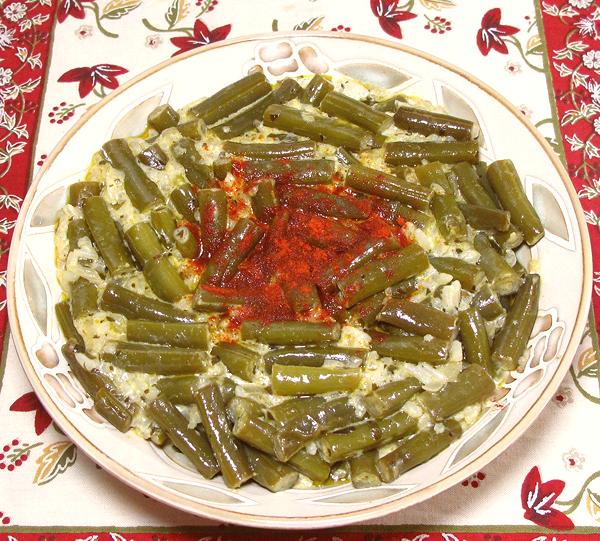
[6,30,593,529]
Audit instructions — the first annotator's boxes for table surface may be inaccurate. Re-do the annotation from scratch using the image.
[1,0,600,538]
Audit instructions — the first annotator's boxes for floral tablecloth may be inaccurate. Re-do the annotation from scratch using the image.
[1,0,600,538]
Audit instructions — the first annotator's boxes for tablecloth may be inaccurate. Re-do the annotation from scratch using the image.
[1,0,600,538]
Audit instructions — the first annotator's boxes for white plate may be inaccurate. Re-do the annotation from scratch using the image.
[7,32,592,529]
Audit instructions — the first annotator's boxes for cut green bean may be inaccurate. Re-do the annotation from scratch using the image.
[101,282,196,323]
[487,160,544,246]
[431,193,467,241]
[281,280,321,314]
[420,364,496,420]
[271,365,361,396]
[143,255,189,302]
[56,301,85,350]
[377,299,458,341]
[196,384,252,488]
[319,421,382,463]
[345,164,433,209]
[177,118,208,140]
[473,233,522,296]
[377,200,434,229]
[450,162,497,209]
[472,283,504,320]
[68,181,102,207]
[251,180,278,222]
[341,291,386,326]
[82,196,134,275]
[150,208,177,246]
[124,222,163,266]
[492,274,540,371]
[94,388,134,432]
[373,93,408,112]
[213,157,232,180]
[459,307,492,374]
[384,141,479,166]
[156,375,198,404]
[393,106,473,141]
[278,185,370,220]
[390,276,419,299]
[148,104,180,132]
[415,162,454,194]
[337,243,429,308]
[458,202,511,232]
[171,138,213,188]
[67,219,91,251]
[363,378,422,418]
[102,139,164,211]
[350,451,382,488]
[70,278,98,319]
[137,144,168,170]
[302,74,334,106]
[196,188,227,256]
[212,342,259,381]
[192,285,246,312]
[264,345,367,373]
[269,396,327,423]
[429,256,485,291]
[147,398,219,478]
[335,147,360,166]
[245,446,299,492]
[190,72,272,125]
[127,320,208,349]
[370,335,450,365]
[170,184,198,223]
[320,91,393,133]
[263,104,378,151]
[236,158,335,185]
[173,226,198,259]
[240,321,341,345]
[223,140,316,161]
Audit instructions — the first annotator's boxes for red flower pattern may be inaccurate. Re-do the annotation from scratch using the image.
[9,393,52,435]
[370,0,417,40]
[476,8,519,56]
[521,466,574,530]
[170,19,231,57]
[57,64,128,98]
[57,0,95,24]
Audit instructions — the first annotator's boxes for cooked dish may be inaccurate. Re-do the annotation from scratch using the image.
[54,72,544,491]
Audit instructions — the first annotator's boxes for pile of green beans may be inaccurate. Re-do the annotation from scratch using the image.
[55,73,545,492]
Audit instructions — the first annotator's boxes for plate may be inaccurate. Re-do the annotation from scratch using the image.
[7,32,592,528]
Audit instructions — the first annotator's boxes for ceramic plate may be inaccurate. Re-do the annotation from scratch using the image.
[7,32,592,529]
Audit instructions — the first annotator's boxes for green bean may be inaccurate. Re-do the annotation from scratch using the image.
[377,299,458,341]
[269,396,327,423]
[67,219,91,251]
[143,255,189,302]
[232,413,330,482]
[124,222,163,266]
[170,184,198,223]
[245,446,299,492]
[301,74,334,106]
[350,450,382,488]
[475,162,502,208]
[56,302,85,350]
[290,212,359,250]
[237,158,335,185]
[450,162,496,208]
[384,141,479,166]
[223,140,317,161]
[320,91,393,134]
[373,93,408,112]
[148,104,180,132]
[263,104,378,151]
[431,193,467,241]
[102,139,164,211]
[487,160,544,246]
[345,164,433,209]
[251,180,278,223]
[101,342,210,375]
[458,202,511,232]
[221,377,236,404]
[473,233,522,296]
[82,196,134,275]
[173,226,199,258]
[192,285,246,312]
[337,243,429,308]
[429,256,485,291]
[492,273,540,371]
[70,278,98,319]
[127,320,208,349]
[213,157,232,180]
[202,218,264,284]
[377,410,419,443]
[62,341,99,393]
[147,398,219,478]
[212,78,302,139]
[227,396,265,422]
[150,208,177,246]
[319,421,382,463]
[370,335,450,365]
[393,106,473,141]
[271,365,361,396]
[415,162,454,194]
[278,185,370,220]
[376,200,434,229]
[100,282,196,323]
[459,307,492,374]
[281,280,321,314]
[376,420,462,482]
[156,375,198,404]
[341,291,386,326]
[335,147,360,166]
[420,364,496,420]
[363,378,422,418]
[195,384,252,488]
[390,276,419,299]
[493,226,525,250]
[171,138,213,188]
[137,144,168,170]
[94,388,135,432]
[177,118,208,140]
[472,283,504,320]
[196,188,227,256]
[212,342,259,381]
[264,345,367,373]
[68,181,103,207]
[190,72,272,125]
[240,320,341,345]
